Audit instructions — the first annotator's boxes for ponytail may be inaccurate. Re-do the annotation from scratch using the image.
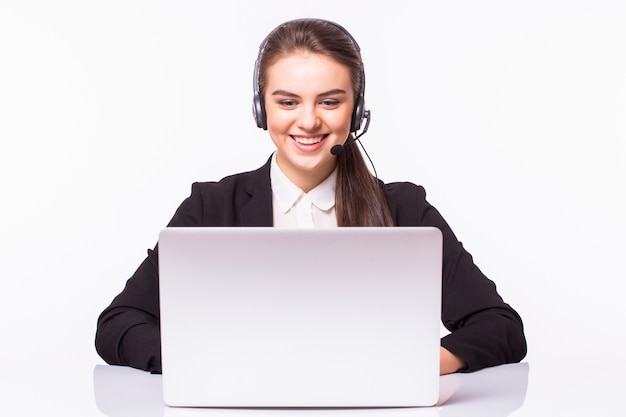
[335,142,394,227]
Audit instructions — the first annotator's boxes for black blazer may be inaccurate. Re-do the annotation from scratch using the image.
[95,159,526,373]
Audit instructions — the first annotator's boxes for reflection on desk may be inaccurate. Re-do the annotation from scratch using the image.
[93,362,529,417]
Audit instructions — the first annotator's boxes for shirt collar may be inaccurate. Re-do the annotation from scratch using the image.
[270,153,337,213]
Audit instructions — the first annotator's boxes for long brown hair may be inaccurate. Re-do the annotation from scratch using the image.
[257,18,394,226]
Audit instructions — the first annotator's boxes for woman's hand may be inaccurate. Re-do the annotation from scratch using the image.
[440,346,467,375]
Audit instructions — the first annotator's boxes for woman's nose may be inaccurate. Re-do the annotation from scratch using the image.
[297,104,321,130]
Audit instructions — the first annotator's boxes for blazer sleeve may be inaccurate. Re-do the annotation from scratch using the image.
[94,183,207,373]
[385,182,527,372]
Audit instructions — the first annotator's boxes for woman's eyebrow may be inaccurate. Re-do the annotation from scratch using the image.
[271,90,299,97]
[270,89,348,97]
[318,89,348,97]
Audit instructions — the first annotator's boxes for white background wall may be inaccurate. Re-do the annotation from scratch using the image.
[1,0,625,383]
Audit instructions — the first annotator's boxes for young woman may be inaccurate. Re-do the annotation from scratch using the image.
[95,18,526,375]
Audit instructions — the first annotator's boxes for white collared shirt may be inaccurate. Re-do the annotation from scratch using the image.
[270,153,338,228]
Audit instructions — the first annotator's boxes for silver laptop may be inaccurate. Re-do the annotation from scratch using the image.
[158,227,442,408]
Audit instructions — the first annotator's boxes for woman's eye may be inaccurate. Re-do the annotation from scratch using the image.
[321,100,340,107]
[280,100,296,108]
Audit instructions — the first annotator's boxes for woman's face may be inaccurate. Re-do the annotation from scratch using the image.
[264,51,354,192]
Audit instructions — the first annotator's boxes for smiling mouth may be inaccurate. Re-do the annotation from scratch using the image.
[291,135,328,145]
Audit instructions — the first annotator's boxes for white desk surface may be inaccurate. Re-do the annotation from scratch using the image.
[90,355,623,417]
[2,355,625,416]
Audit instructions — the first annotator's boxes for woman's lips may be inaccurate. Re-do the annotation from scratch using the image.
[290,134,329,152]
[291,134,328,145]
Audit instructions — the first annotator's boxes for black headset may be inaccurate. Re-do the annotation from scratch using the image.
[252,18,367,133]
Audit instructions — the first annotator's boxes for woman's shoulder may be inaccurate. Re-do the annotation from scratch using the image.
[383,180,428,202]
[382,181,436,226]
[167,159,272,227]
[189,159,271,195]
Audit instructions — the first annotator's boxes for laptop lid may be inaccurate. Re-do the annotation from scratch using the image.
[158,227,442,408]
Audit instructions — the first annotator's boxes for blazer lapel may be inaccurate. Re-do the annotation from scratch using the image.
[238,157,273,227]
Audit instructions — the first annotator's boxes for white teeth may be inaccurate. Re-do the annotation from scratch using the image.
[293,136,324,145]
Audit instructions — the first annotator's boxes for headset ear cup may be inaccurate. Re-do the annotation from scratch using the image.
[253,93,267,130]
[252,51,268,130]
[351,94,365,132]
